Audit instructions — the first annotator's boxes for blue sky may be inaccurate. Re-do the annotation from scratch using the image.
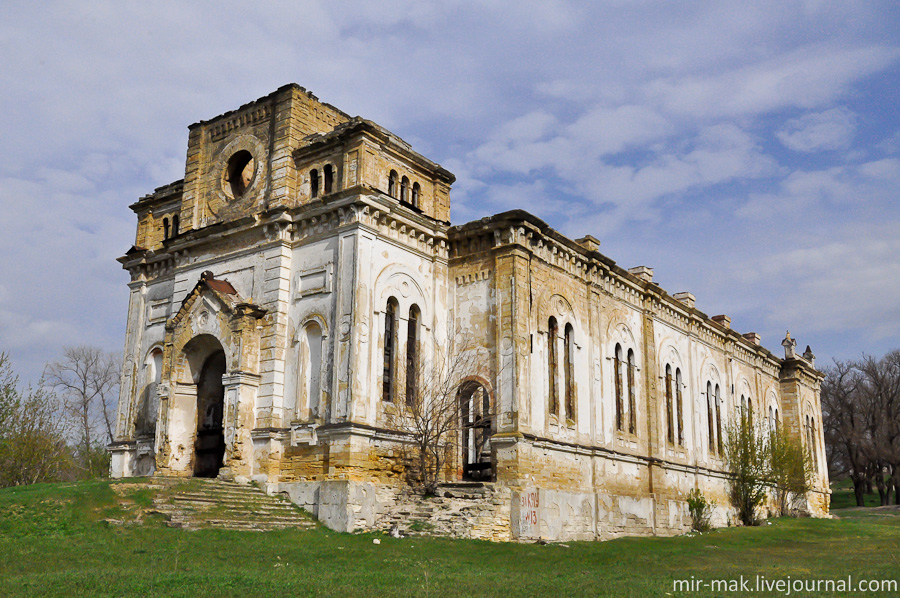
[1,1,899,383]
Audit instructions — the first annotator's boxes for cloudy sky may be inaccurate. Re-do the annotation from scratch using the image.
[1,1,899,383]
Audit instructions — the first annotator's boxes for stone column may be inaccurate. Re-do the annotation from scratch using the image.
[222,371,261,480]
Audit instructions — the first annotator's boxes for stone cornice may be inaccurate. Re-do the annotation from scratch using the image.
[450,210,787,371]
[129,180,185,213]
[119,191,451,281]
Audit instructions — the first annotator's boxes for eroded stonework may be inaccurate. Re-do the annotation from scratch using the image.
[110,84,829,541]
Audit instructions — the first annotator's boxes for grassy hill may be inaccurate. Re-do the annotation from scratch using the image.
[1,480,898,597]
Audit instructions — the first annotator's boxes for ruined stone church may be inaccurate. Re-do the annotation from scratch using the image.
[110,84,829,541]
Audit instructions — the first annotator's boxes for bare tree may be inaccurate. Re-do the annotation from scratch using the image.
[857,351,900,505]
[45,346,119,477]
[386,332,488,495]
[822,351,900,506]
[821,359,871,506]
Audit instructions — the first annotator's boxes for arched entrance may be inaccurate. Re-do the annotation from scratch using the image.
[194,350,226,477]
[459,381,494,481]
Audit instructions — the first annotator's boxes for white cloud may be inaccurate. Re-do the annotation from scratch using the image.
[1,0,899,380]
[645,45,899,119]
[777,107,856,152]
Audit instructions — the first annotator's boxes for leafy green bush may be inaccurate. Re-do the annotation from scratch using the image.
[686,488,714,532]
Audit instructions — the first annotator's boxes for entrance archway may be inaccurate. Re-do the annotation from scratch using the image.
[193,350,226,477]
[459,381,494,481]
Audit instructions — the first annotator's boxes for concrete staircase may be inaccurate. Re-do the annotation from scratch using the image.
[151,478,317,531]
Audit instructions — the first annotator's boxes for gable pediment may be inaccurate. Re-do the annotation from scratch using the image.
[167,271,265,334]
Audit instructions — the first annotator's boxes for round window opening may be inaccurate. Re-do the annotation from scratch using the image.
[225,150,255,198]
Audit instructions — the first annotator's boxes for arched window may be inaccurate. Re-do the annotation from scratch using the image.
[806,415,818,471]
[775,408,780,434]
[301,322,324,418]
[172,214,179,237]
[707,381,715,455]
[382,299,398,402]
[715,384,723,455]
[675,368,684,446]
[400,176,409,203]
[747,399,753,426]
[810,418,818,473]
[665,365,674,444]
[323,164,333,195]
[564,323,575,421]
[310,169,319,199]
[740,394,747,421]
[163,217,169,240]
[411,182,420,208]
[460,382,493,481]
[548,317,559,417]
[388,170,398,198]
[627,349,636,434]
[405,305,419,405]
[614,344,624,432]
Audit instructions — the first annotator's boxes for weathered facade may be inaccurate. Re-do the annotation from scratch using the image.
[110,84,829,541]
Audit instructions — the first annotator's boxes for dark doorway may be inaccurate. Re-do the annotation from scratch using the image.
[459,382,493,481]
[194,351,226,477]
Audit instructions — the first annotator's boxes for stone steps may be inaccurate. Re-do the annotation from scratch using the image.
[374,482,511,541]
[150,477,316,532]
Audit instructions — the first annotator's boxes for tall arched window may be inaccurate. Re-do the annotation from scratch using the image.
[172,214,179,237]
[400,176,409,203]
[768,406,774,431]
[388,170,398,198]
[564,323,575,422]
[715,384,723,455]
[810,418,818,474]
[323,164,334,194]
[707,381,715,455]
[460,382,493,481]
[405,305,419,406]
[548,317,559,417]
[747,399,753,426]
[614,344,624,432]
[627,349,636,434]
[775,408,780,433]
[740,394,747,422]
[806,415,818,471]
[163,217,170,240]
[411,182,420,208]
[382,299,398,402]
[675,368,684,446]
[665,365,674,444]
[301,322,323,418]
[310,169,319,199]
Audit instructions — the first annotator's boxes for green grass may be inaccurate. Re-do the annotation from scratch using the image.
[830,478,888,509]
[1,481,899,597]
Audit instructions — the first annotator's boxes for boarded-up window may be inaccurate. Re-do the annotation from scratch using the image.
[665,365,674,444]
[627,349,636,434]
[707,381,715,455]
[405,305,419,405]
[382,299,398,401]
[564,323,575,422]
[615,344,624,431]
[548,317,559,417]
[676,368,684,446]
